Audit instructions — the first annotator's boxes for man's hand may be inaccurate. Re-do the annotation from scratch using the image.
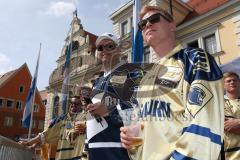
[224,118,240,134]
[74,121,86,134]
[18,140,29,146]
[86,102,108,117]
[120,125,144,150]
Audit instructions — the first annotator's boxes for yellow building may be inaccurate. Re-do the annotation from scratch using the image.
[110,0,240,74]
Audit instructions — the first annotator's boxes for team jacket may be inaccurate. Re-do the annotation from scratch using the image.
[224,95,240,160]
[135,45,224,160]
[41,111,86,160]
[86,62,143,160]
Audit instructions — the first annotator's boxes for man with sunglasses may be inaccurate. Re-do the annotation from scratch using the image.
[85,33,143,160]
[19,95,88,160]
[223,72,240,159]
[120,5,224,160]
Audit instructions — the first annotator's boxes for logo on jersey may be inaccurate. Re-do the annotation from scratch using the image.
[187,83,213,118]
[188,86,206,106]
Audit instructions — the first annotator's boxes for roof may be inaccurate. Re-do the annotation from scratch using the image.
[0,69,18,86]
[39,90,48,100]
[182,0,229,23]
[0,70,17,87]
[84,31,98,50]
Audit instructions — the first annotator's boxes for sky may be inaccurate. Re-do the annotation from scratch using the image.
[0,0,130,90]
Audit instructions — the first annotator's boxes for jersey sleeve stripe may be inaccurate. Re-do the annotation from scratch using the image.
[182,124,221,145]
[171,150,197,160]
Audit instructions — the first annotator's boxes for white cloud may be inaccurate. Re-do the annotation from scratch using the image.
[44,1,76,16]
[0,53,13,74]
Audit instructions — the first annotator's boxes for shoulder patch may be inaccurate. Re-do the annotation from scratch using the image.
[187,83,213,118]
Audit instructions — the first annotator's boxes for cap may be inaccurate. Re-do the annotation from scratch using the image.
[96,33,119,46]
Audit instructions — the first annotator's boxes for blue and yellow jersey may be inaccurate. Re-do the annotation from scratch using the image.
[224,96,240,160]
[135,45,224,160]
[42,111,86,160]
[86,62,144,160]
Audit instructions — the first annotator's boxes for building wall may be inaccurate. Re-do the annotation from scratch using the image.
[0,65,45,140]
[219,12,240,64]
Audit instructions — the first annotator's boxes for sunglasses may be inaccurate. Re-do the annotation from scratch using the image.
[70,102,81,106]
[138,13,171,31]
[97,43,117,52]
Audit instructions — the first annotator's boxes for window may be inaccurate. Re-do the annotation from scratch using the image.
[7,100,13,108]
[4,117,13,127]
[19,85,24,93]
[121,21,128,37]
[204,34,217,54]
[33,105,39,112]
[38,121,44,130]
[42,100,47,105]
[182,25,221,55]
[16,101,22,110]
[32,120,36,128]
[79,57,82,67]
[187,40,199,48]
[144,46,150,63]
[20,120,23,127]
[130,17,133,28]
[0,98,3,107]
[121,55,128,61]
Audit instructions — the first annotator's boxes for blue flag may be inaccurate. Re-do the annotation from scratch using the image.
[22,46,41,128]
[132,0,143,63]
[61,45,71,114]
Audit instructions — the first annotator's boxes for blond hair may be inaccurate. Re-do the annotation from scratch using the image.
[140,5,173,22]
[223,72,239,80]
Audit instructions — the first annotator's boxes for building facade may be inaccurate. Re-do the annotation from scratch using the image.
[0,64,45,140]
[47,13,101,125]
[109,0,240,66]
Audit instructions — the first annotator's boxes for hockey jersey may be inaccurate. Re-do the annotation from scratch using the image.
[86,62,143,160]
[134,45,224,160]
[42,111,87,160]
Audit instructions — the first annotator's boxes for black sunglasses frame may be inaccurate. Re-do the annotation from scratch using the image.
[138,13,172,31]
[97,43,117,52]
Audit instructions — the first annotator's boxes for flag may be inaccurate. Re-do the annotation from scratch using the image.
[61,44,71,114]
[22,44,41,128]
[132,0,143,63]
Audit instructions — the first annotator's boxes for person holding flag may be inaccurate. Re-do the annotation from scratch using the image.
[19,91,89,160]
[120,5,224,160]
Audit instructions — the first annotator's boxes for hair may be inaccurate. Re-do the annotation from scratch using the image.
[140,5,173,22]
[71,95,81,99]
[223,72,239,80]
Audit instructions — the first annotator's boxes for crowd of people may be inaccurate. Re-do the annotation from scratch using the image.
[19,5,240,160]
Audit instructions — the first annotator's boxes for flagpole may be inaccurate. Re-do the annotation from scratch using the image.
[61,10,75,115]
[28,43,42,140]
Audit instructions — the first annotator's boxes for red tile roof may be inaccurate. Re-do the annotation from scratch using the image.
[181,0,229,23]
[84,31,98,51]
[40,90,48,100]
[0,69,17,87]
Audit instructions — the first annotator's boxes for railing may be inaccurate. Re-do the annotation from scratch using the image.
[0,136,33,160]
